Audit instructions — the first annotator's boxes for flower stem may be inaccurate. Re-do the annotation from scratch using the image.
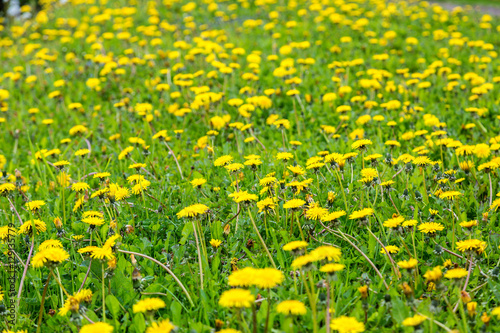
[36,271,53,333]
[163,141,184,180]
[191,220,204,290]
[102,262,106,322]
[300,272,317,333]
[488,173,493,207]
[421,168,429,202]
[295,213,306,242]
[333,168,348,212]
[321,222,389,289]
[264,288,271,333]
[326,281,331,333]
[248,208,276,269]
[117,249,194,307]
[16,235,35,308]
[367,228,400,279]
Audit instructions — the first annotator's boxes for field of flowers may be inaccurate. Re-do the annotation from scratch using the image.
[1,0,500,332]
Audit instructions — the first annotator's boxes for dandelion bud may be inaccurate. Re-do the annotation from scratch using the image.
[481,312,490,324]
[430,299,441,314]
[125,225,135,234]
[223,224,231,235]
[482,212,488,222]
[327,191,336,203]
[53,217,63,229]
[215,319,224,330]
[467,302,477,317]
[131,254,137,267]
[132,267,142,290]
[433,244,444,256]
[384,153,393,165]
[358,285,369,299]
[460,291,471,304]
[107,257,117,270]
[404,162,413,173]
[401,282,413,297]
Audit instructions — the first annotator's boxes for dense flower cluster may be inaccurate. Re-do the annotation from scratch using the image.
[0,0,500,332]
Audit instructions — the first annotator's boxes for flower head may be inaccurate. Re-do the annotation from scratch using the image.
[25,200,45,211]
[402,314,426,327]
[219,288,254,308]
[349,208,373,220]
[133,298,166,313]
[146,319,175,333]
[456,239,487,254]
[418,222,444,234]
[32,247,70,268]
[351,139,372,150]
[79,322,114,333]
[18,219,47,235]
[177,204,209,218]
[276,300,307,316]
[397,258,418,270]
[330,316,365,333]
[283,199,306,210]
[445,268,468,279]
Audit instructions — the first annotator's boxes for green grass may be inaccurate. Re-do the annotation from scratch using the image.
[0,0,500,332]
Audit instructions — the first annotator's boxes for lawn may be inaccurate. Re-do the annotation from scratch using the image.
[0,0,500,332]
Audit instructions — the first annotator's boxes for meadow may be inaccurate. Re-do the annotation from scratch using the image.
[1,0,500,332]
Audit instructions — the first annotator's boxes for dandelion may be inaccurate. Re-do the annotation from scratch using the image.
[322,210,346,223]
[423,266,443,282]
[0,183,16,194]
[133,298,166,313]
[460,220,477,228]
[82,216,105,226]
[18,219,47,235]
[349,208,373,220]
[418,222,444,234]
[219,288,254,308]
[383,216,404,228]
[310,246,341,262]
[444,268,468,279]
[291,254,316,270]
[439,191,462,200]
[330,316,365,333]
[214,155,233,166]
[456,239,487,254]
[305,205,329,220]
[146,319,175,333]
[257,197,276,212]
[402,314,426,327]
[283,199,306,210]
[176,204,209,218]
[283,241,308,254]
[225,163,244,173]
[276,152,294,161]
[79,322,114,333]
[397,258,418,270]
[90,247,115,261]
[276,300,307,316]
[25,200,46,211]
[210,239,222,248]
[32,247,70,268]
[380,245,399,254]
